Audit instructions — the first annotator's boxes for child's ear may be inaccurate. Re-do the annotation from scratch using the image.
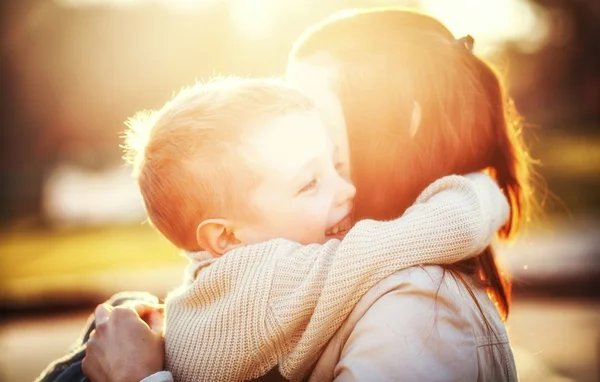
[410,101,421,138]
[196,219,242,257]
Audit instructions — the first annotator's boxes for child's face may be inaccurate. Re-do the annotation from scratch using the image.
[236,110,356,245]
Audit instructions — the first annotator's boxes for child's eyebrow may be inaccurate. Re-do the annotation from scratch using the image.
[292,157,320,182]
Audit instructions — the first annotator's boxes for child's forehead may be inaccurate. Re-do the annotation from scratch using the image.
[240,111,332,171]
[250,111,329,145]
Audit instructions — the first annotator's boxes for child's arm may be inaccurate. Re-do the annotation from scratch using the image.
[271,172,509,378]
[164,173,509,382]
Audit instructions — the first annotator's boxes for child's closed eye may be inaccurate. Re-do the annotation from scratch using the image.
[298,178,319,194]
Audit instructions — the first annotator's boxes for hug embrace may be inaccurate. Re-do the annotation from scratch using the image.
[39,7,533,382]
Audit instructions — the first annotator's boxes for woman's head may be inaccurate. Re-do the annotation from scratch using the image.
[287,8,532,240]
[287,8,535,320]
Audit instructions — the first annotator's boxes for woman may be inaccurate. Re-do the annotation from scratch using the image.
[82,8,532,381]
[284,8,531,381]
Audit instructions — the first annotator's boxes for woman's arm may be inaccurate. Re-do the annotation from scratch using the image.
[82,305,170,382]
[332,267,478,382]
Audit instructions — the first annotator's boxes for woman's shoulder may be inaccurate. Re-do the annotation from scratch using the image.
[364,265,464,297]
[312,267,486,380]
[366,266,501,320]
[339,265,506,344]
[330,266,467,335]
[352,266,508,349]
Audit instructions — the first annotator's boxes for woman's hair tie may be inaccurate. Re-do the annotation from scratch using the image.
[456,34,475,53]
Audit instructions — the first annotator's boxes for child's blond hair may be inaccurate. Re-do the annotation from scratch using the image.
[123,77,314,250]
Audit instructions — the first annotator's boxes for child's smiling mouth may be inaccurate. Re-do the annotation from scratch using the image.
[325,214,352,239]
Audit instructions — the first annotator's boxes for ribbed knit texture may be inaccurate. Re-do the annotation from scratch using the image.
[164,173,509,382]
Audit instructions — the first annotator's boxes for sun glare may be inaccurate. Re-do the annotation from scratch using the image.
[156,0,219,13]
[229,0,273,38]
[420,0,550,52]
[55,0,145,8]
[53,0,551,51]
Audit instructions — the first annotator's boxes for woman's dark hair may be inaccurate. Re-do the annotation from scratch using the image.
[290,8,533,320]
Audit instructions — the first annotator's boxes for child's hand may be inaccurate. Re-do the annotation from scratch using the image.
[97,301,165,333]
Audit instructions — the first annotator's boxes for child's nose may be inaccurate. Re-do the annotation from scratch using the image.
[336,176,356,205]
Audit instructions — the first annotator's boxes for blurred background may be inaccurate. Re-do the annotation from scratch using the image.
[0,0,599,381]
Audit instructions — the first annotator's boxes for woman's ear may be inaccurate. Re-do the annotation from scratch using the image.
[410,101,421,138]
[196,219,242,257]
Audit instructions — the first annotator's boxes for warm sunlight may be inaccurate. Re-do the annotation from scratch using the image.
[56,0,219,11]
[229,0,272,38]
[420,0,550,52]
[3,0,599,381]
[55,0,144,7]
[55,0,551,49]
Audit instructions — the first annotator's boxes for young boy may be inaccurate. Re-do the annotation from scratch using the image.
[124,77,509,382]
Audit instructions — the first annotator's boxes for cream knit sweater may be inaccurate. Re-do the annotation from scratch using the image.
[164,174,509,382]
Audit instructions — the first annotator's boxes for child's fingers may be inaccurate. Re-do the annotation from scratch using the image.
[129,302,164,317]
[131,303,165,334]
[145,309,165,334]
[117,302,165,333]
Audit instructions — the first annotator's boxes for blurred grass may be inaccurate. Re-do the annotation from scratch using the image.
[528,131,600,217]
[535,132,600,176]
[0,224,186,307]
[1,224,179,277]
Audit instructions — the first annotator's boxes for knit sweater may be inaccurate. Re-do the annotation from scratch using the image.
[164,173,509,382]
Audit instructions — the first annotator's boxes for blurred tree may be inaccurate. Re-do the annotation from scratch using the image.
[1,0,52,228]
[510,0,600,127]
